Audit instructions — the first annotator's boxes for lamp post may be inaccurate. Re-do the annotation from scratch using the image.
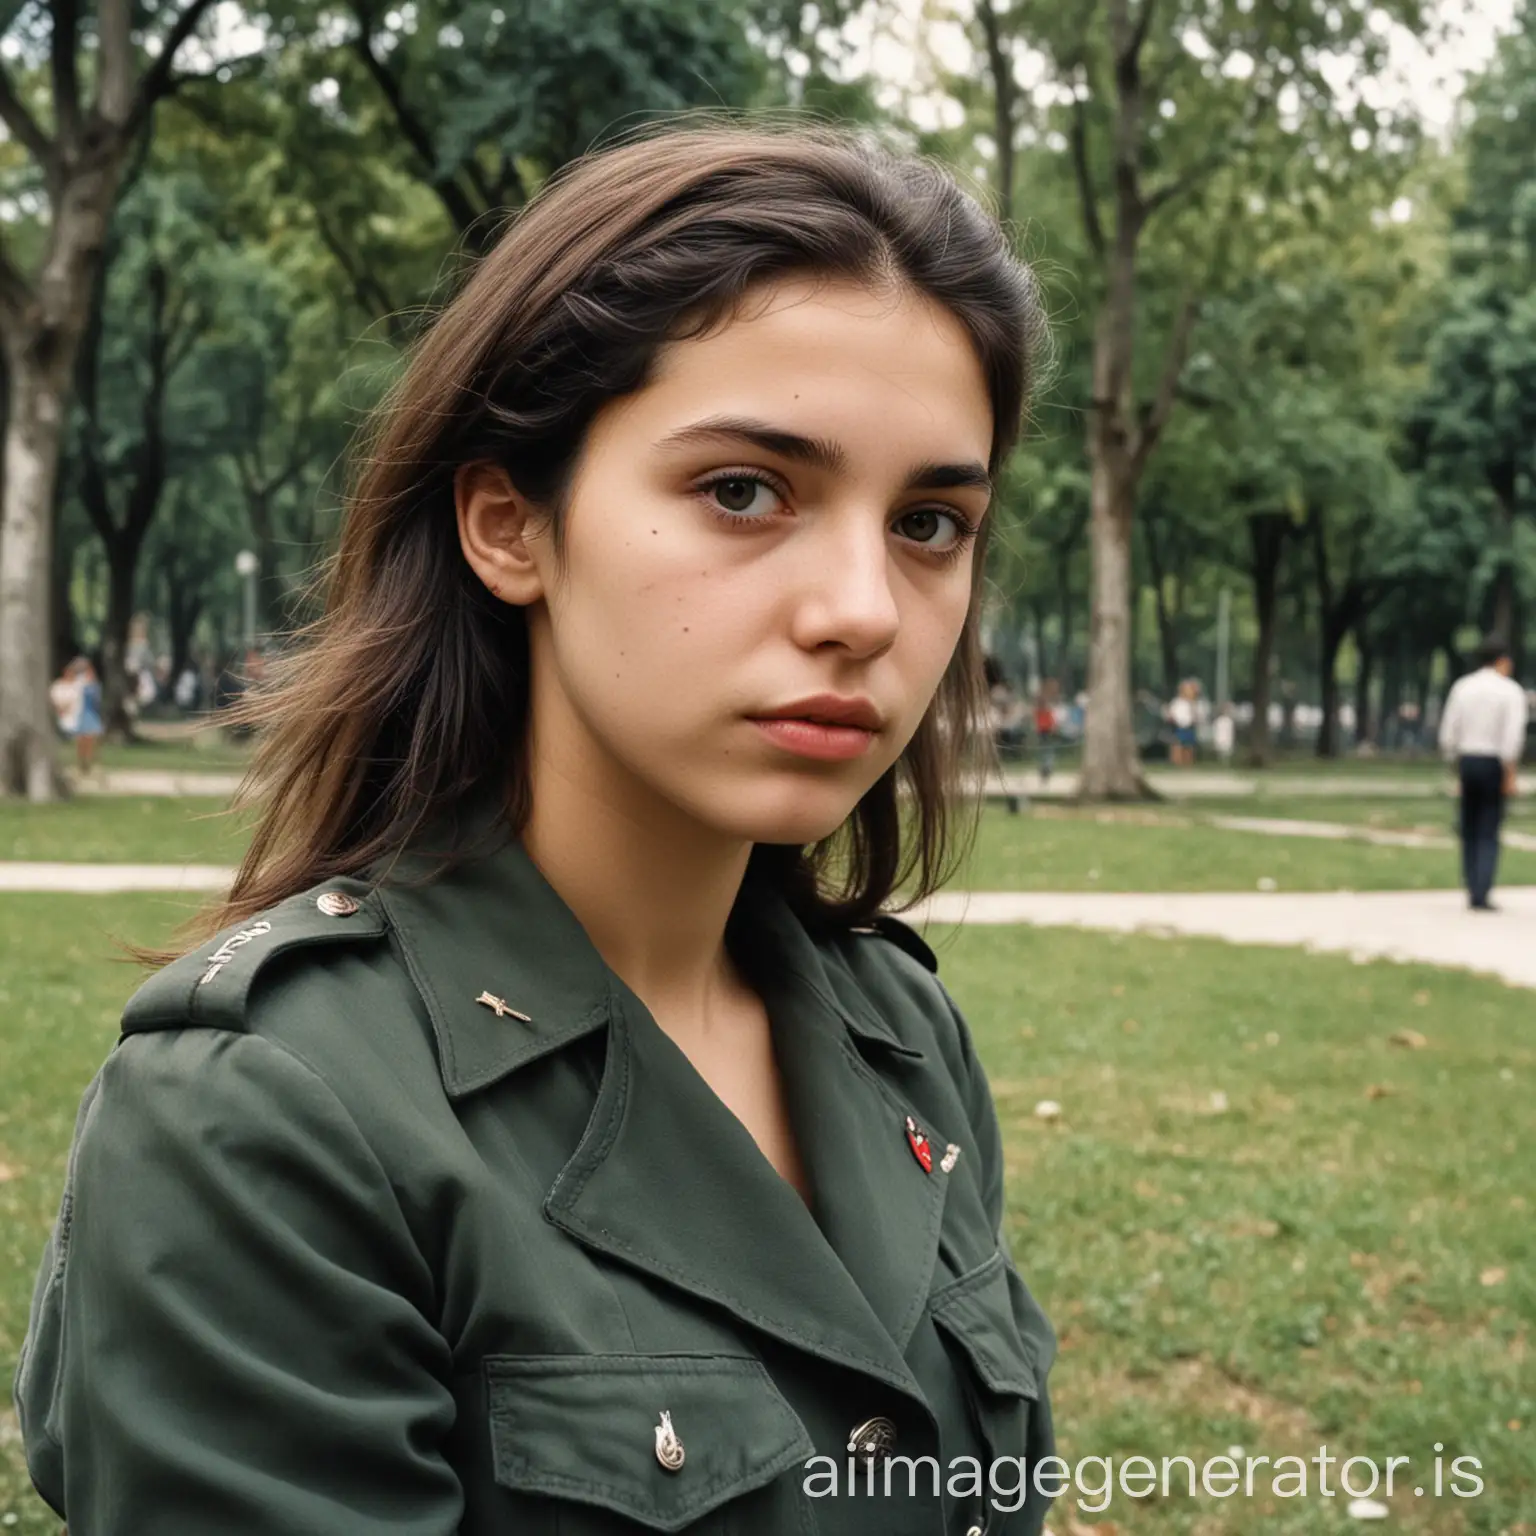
[234,550,258,650]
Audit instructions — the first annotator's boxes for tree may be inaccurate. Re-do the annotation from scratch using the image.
[959,0,1424,794]
[1404,9,1536,665]
[0,0,246,798]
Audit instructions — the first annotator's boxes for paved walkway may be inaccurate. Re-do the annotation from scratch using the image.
[57,766,1495,800]
[0,863,235,892]
[6,861,1536,991]
[1207,814,1536,853]
[905,886,1536,989]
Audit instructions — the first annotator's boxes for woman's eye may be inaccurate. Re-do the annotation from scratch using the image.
[895,508,966,550]
[708,475,780,517]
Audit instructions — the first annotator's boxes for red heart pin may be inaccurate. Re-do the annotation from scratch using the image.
[905,1115,933,1173]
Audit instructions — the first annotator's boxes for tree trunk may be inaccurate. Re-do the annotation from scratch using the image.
[50,507,81,675]
[1353,631,1374,747]
[1316,622,1345,759]
[1081,453,1147,798]
[1142,514,1178,698]
[0,0,221,798]
[1054,546,1074,692]
[99,536,141,740]
[1246,514,1287,768]
[0,351,74,798]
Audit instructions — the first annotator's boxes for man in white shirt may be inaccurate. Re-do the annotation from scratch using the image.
[1438,635,1529,911]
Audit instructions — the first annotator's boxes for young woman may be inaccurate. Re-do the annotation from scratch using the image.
[15,121,1057,1535]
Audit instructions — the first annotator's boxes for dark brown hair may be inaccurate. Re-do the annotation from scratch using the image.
[132,116,1048,967]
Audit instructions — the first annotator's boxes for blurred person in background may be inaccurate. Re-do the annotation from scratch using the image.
[1439,634,1528,912]
[1033,678,1059,784]
[1167,678,1197,766]
[49,661,80,740]
[1212,701,1235,764]
[67,656,104,773]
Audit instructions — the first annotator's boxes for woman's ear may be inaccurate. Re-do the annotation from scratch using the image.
[454,461,551,605]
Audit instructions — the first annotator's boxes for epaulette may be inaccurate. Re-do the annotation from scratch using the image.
[847,913,939,974]
[120,878,388,1036]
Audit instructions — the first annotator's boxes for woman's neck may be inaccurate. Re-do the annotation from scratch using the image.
[518,742,755,1043]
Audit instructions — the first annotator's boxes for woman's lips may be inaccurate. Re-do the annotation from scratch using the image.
[749,717,878,761]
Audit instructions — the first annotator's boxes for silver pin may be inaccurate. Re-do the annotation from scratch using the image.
[940,1143,961,1173]
[476,991,531,1022]
[654,1409,685,1471]
[316,891,359,917]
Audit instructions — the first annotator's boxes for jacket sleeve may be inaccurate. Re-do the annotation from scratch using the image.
[12,1027,462,1535]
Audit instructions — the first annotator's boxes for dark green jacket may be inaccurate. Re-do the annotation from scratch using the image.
[14,805,1055,1535]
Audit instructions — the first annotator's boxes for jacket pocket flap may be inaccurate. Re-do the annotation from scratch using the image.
[929,1252,1042,1398]
[486,1352,814,1531]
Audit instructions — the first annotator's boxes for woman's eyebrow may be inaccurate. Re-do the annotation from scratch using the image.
[655,414,992,496]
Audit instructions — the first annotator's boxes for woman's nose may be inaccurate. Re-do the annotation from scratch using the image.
[787,515,900,658]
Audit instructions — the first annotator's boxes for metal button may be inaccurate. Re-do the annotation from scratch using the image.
[316,891,360,917]
[848,1415,897,1462]
[654,1409,684,1471]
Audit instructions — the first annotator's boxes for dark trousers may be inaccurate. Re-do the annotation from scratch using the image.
[1458,754,1506,907]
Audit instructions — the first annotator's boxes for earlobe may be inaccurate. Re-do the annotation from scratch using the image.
[454,461,547,606]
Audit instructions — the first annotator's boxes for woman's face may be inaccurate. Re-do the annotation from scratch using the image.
[462,276,994,847]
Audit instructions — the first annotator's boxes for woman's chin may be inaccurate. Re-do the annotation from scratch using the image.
[704,789,868,849]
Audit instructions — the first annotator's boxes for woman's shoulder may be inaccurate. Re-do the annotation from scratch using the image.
[118,877,441,1125]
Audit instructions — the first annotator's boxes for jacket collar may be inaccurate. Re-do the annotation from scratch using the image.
[368,787,920,1099]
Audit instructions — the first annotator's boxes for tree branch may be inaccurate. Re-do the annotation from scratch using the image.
[350,12,481,233]
[1143,146,1226,218]
[95,0,134,127]
[1128,0,1157,63]
[0,63,55,171]
[51,0,81,144]
[1131,292,1198,474]
[124,0,221,138]
[0,232,33,322]
[975,0,1016,227]
[312,205,401,323]
[1069,94,1105,256]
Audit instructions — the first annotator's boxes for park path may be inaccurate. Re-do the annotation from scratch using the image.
[61,765,1519,800]
[6,860,1536,992]
[903,885,1536,989]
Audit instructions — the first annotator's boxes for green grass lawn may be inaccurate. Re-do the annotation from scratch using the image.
[0,795,256,864]
[940,922,1533,1534]
[13,793,1535,894]
[1,899,1529,1532]
[954,804,1536,893]
[54,723,255,776]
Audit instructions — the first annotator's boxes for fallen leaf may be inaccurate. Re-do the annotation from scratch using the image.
[1365,1084,1394,1099]
[1481,1266,1507,1287]
[0,1162,15,1183]
[1034,1100,1062,1121]
[1389,1028,1428,1049]
[1347,1496,1389,1520]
